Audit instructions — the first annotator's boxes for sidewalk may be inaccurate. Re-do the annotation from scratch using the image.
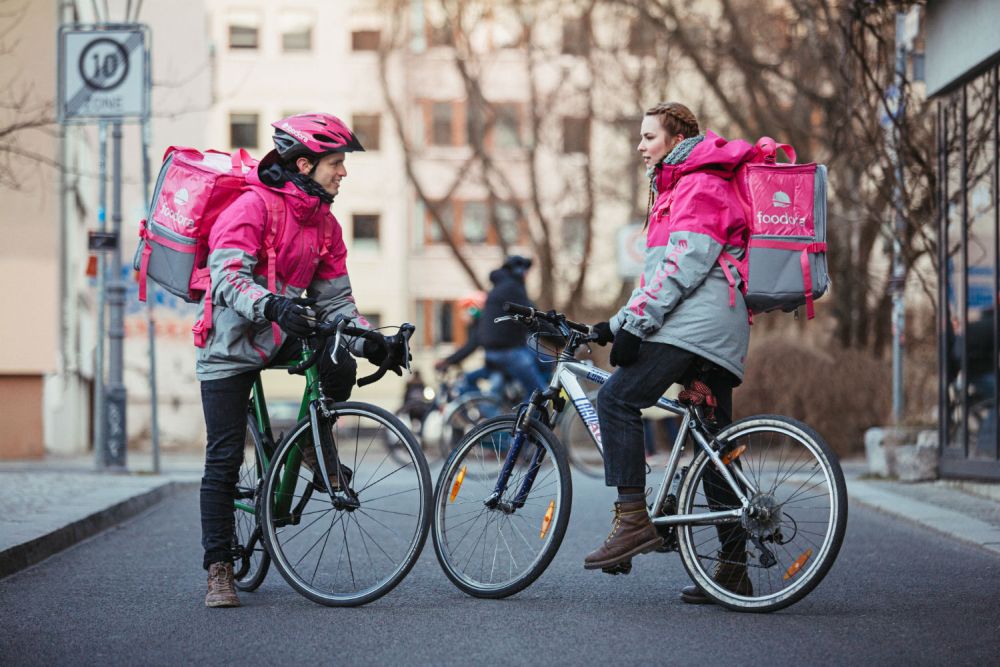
[0,452,203,579]
[1,453,998,580]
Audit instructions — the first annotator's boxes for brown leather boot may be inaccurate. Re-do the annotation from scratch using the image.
[584,500,663,570]
[205,562,241,608]
[680,558,753,604]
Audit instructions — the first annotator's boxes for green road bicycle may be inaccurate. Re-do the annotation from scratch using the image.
[233,318,432,606]
[432,304,847,612]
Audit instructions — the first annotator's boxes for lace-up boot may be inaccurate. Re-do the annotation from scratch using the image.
[205,562,241,608]
[583,500,663,570]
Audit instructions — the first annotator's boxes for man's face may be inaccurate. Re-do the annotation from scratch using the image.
[299,152,347,198]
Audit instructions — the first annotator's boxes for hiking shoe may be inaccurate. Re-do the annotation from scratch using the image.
[680,558,753,604]
[205,562,240,608]
[583,500,663,570]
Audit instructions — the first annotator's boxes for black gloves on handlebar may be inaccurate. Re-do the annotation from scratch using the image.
[362,332,408,376]
[590,321,614,346]
[609,329,642,367]
[263,295,318,339]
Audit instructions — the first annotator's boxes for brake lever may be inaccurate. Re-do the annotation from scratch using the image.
[329,316,349,365]
[493,315,518,324]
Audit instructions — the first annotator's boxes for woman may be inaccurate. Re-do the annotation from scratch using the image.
[197,113,403,608]
[586,102,754,604]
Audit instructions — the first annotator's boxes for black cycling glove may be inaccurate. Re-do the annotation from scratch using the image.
[262,295,318,339]
[609,329,642,367]
[362,332,408,376]
[590,321,614,346]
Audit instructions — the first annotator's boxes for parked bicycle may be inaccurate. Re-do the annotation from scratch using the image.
[432,304,847,612]
[233,317,432,607]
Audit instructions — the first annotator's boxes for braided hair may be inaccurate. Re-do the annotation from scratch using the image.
[643,102,701,228]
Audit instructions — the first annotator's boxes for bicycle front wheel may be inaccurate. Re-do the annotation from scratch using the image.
[233,414,270,592]
[676,415,847,612]
[432,415,571,599]
[261,402,431,607]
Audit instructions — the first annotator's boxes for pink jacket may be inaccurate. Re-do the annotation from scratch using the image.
[611,131,754,380]
[195,167,368,380]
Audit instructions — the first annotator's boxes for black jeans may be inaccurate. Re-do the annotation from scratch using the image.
[597,342,746,554]
[199,338,356,569]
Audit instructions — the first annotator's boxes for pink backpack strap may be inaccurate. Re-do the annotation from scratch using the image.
[716,251,747,308]
[191,273,212,348]
[229,148,253,175]
[263,196,285,346]
[138,219,151,302]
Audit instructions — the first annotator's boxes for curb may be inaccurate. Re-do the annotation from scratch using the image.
[847,478,1000,557]
[0,480,192,580]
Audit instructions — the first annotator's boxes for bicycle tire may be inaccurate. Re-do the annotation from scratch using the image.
[553,405,605,479]
[438,393,506,460]
[675,415,847,613]
[260,402,431,607]
[432,415,572,599]
[234,414,271,591]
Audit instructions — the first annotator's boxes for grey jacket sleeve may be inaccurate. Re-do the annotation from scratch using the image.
[207,248,271,323]
[611,230,723,338]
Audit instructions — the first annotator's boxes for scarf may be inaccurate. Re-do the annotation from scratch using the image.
[259,163,334,204]
[647,134,706,196]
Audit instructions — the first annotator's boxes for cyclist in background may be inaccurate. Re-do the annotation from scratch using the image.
[478,256,548,395]
[196,113,405,608]
[586,102,753,604]
[434,291,503,395]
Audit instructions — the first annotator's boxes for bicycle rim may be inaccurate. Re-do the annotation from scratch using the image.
[676,416,847,612]
[432,416,571,598]
[262,403,431,606]
[234,415,270,591]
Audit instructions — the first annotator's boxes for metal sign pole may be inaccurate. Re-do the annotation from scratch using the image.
[103,121,127,470]
[141,119,161,474]
[93,120,108,467]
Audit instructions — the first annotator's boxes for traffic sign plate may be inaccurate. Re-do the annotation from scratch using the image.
[58,25,148,122]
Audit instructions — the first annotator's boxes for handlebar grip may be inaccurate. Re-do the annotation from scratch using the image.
[287,344,320,375]
[503,302,535,317]
[565,319,590,333]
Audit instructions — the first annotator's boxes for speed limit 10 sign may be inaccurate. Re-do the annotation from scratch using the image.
[58,25,149,123]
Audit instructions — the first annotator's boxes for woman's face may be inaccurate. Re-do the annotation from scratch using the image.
[637,115,683,168]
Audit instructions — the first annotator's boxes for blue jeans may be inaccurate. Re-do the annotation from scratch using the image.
[484,346,547,396]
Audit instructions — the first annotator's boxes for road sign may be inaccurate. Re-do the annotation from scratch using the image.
[58,25,149,123]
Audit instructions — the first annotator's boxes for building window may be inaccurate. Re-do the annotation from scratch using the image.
[562,16,590,56]
[494,103,523,149]
[426,200,454,244]
[417,300,458,347]
[496,202,522,246]
[562,215,587,258]
[352,30,380,51]
[426,19,451,47]
[432,102,454,146]
[228,12,260,50]
[352,214,380,250]
[628,18,657,57]
[563,117,590,154]
[229,112,259,148]
[352,113,380,151]
[462,202,488,244]
[281,12,313,52]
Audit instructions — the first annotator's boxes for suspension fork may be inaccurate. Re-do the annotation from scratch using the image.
[485,387,556,510]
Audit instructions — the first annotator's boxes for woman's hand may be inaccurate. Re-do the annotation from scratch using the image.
[590,321,614,346]
[609,330,642,367]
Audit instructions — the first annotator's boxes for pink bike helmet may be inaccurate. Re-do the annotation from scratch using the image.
[270,112,364,161]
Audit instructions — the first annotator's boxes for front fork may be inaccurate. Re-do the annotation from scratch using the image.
[484,387,558,512]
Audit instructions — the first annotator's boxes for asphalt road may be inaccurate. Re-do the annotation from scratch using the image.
[2,472,999,666]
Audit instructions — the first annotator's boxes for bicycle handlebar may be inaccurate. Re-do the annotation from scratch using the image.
[287,317,415,388]
[501,302,591,334]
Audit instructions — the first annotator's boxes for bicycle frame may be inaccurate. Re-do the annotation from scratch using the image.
[495,338,762,529]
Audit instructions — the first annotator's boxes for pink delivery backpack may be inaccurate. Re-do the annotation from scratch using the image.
[133,146,282,346]
[720,138,829,320]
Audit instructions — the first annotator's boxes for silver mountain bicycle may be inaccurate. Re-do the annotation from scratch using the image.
[432,303,847,612]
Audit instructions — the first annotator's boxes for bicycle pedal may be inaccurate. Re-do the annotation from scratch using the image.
[601,561,632,576]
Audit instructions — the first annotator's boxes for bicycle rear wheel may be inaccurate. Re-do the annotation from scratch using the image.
[438,393,505,460]
[432,415,571,599]
[261,402,431,607]
[676,415,847,612]
[233,414,270,592]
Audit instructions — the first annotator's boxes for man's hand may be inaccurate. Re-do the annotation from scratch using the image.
[362,332,409,376]
[609,329,642,367]
[262,295,318,339]
[590,321,614,346]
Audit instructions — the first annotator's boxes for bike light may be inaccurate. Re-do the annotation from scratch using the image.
[423,387,435,401]
[540,500,555,538]
[721,444,747,465]
[449,466,467,503]
[783,548,813,580]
